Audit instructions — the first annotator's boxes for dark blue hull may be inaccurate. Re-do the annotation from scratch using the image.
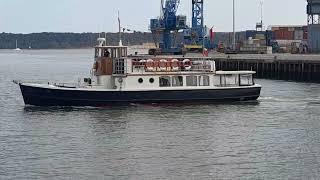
[19,84,261,106]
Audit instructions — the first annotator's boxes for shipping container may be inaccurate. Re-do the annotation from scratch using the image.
[303,26,308,40]
[288,27,295,32]
[270,25,307,40]
[294,30,304,40]
[275,40,302,47]
[308,24,320,53]
[245,30,257,39]
[273,29,294,40]
[245,30,266,40]
[255,33,265,40]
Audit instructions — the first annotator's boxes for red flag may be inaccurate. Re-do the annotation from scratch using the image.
[210,27,215,42]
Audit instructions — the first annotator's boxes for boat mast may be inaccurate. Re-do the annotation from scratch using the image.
[118,11,123,46]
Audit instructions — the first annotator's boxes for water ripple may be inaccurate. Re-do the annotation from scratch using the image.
[0,50,320,179]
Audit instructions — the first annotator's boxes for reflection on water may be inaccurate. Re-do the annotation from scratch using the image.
[1,50,320,179]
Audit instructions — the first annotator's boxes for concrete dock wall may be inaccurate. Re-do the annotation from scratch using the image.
[212,54,320,82]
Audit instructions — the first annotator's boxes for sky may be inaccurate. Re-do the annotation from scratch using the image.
[0,0,307,33]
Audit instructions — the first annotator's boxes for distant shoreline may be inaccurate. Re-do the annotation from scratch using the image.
[0,31,245,49]
[0,32,154,49]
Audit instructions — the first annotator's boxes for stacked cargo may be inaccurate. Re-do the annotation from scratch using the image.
[272,26,294,40]
[239,31,272,54]
[271,25,308,40]
[270,25,308,53]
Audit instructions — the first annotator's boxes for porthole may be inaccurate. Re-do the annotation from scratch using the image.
[149,78,155,83]
[138,78,143,84]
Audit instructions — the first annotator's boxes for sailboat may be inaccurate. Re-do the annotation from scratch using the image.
[14,40,22,51]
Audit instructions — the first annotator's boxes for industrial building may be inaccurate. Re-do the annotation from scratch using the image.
[307,0,320,53]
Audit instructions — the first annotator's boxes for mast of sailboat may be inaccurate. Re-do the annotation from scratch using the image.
[118,11,123,46]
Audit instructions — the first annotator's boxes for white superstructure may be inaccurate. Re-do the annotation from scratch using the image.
[86,40,258,91]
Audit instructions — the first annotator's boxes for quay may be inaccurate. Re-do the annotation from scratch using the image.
[211,54,320,83]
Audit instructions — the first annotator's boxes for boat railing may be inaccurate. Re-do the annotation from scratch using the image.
[131,59,214,73]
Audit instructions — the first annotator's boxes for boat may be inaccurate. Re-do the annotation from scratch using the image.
[14,40,22,51]
[14,37,261,106]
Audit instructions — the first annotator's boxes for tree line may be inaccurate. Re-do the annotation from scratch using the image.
[0,32,154,49]
[0,31,245,49]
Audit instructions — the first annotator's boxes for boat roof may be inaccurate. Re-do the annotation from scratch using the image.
[94,45,128,48]
[129,55,213,59]
[215,71,256,75]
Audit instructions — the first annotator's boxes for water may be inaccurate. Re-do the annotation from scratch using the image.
[1,49,320,179]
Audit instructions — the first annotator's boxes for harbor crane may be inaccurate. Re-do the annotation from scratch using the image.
[184,0,205,52]
[149,0,188,55]
[149,0,206,55]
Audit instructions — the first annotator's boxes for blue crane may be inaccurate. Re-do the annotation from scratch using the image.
[184,0,205,52]
[149,0,187,55]
[192,0,204,44]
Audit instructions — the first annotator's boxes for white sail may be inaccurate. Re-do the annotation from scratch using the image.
[14,39,22,51]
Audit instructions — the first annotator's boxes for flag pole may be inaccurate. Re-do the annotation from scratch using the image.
[118,11,123,46]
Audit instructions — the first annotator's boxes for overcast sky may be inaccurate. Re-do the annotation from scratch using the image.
[0,0,307,33]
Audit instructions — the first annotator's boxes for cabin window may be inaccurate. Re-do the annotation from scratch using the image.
[220,74,239,86]
[149,78,155,84]
[213,75,221,86]
[138,78,143,84]
[172,76,183,87]
[121,48,127,57]
[95,48,100,58]
[114,59,125,74]
[199,75,210,86]
[103,49,110,57]
[240,74,253,86]
[159,76,171,87]
[226,74,238,86]
[186,76,198,86]
[112,49,117,58]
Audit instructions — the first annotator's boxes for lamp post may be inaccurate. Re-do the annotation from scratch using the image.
[232,0,236,50]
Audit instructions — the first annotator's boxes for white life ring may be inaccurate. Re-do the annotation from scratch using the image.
[145,59,154,71]
[139,59,146,64]
[171,59,179,71]
[159,59,167,71]
[183,59,192,70]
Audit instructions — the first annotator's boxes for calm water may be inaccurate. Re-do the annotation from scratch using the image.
[0,49,320,179]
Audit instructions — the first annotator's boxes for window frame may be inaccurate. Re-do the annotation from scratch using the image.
[172,76,184,87]
[159,76,171,87]
[186,76,198,87]
[198,75,210,86]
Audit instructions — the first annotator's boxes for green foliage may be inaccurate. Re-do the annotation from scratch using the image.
[0,32,154,49]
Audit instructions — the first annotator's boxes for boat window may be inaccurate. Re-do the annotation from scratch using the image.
[240,74,253,86]
[199,75,210,86]
[103,48,110,57]
[213,75,221,86]
[149,78,155,83]
[121,48,127,57]
[114,59,125,74]
[112,49,117,58]
[220,74,239,87]
[172,76,183,87]
[95,48,100,58]
[159,76,171,87]
[186,76,198,86]
[138,78,143,84]
[225,74,238,86]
